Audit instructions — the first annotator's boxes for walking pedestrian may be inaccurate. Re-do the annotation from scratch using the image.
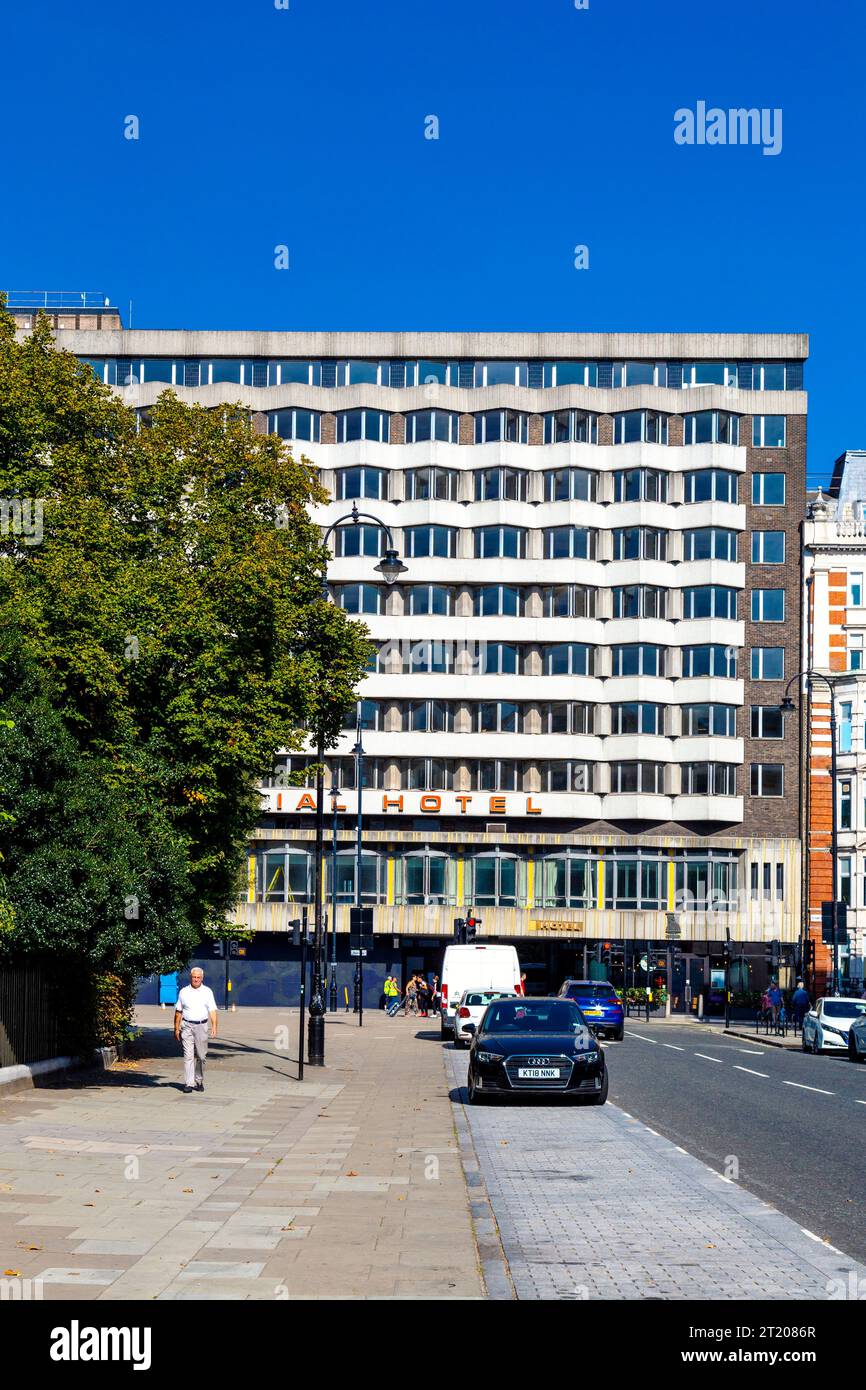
[767,980,783,1027]
[417,974,431,1017]
[791,979,810,1028]
[174,967,218,1094]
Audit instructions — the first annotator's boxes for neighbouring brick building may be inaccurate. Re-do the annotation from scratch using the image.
[803,452,866,993]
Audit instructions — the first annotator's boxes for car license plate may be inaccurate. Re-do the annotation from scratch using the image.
[585,1008,603,1015]
[518,1067,559,1079]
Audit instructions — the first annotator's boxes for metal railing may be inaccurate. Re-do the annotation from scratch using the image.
[3,291,113,311]
[0,963,60,1067]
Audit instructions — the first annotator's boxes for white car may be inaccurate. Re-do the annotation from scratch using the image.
[802,997,866,1054]
[453,989,517,1048]
[440,943,523,1039]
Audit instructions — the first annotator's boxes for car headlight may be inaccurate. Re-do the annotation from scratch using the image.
[575,1050,599,1063]
[823,1023,848,1039]
[476,1051,501,1065]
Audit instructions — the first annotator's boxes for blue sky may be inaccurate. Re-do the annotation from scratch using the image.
[1,0,862,485]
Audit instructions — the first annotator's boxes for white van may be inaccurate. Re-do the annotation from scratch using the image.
[440,944,522,1039]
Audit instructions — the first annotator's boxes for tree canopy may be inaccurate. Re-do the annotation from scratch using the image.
[0,307,369,975]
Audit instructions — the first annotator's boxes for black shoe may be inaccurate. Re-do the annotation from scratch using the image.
[183,1086,193,1094]
[195,1081,204,1092]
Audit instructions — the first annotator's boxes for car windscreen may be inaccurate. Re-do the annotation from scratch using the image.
[482,999,585,1034]
[824,1000,866,1019]
[565,984,617,1002]
[465,991,514,1006]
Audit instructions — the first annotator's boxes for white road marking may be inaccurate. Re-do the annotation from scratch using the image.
[661,1043,685,1051]
[738,1049,765,1056]
[783,1081,834,1096]
[855,1100,866,1107]
[644,1127,659,1136]
[625,1032,659,1043]
[694,1053,723,1063]
[734,1065,769,1078]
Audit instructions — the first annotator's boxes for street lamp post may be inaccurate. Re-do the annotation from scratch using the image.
[354,721,365,1027]
[781,669,841,996]
[306,504,407,1065]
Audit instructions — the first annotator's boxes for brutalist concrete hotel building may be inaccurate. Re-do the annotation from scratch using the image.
[28,313,808,1003]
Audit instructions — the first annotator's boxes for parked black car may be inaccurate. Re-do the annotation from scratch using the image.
[465,996,607,1105]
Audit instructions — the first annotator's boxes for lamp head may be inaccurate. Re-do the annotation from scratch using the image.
[374,549,408,585]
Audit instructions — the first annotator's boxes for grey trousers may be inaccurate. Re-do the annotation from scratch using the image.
[180,1020,208,1087]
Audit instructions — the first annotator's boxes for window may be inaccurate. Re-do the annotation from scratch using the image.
[261,848,313,903]
[544,643,592,676]
[840,856,853,907]
[542,413,598,445]
[848,635,864,671]
[683,528,738,562]
[407,585,453,616]
[270,360,318,385]
[682,413,740,447]
[750,705,784,739]
[683,704,736,736]
[608,857,665,909]
[270,408,320,442]
[481,642,521,675]
[474,361,528,387]
[539,854,597,908]
[474,411,528,444]
[752,416,786,448]
[474,585,522,617]
[613,468,668,503]
[545,526,596,559]
[850,573,864,608]
[683,645,736,678]
[335,409,390,442]
[331,850,385,903]
[475,525,526,559]
[474,466,528,501]
[335,583,381,614]
[612,527,666,561]
[336,360,384,386]
[402,852,450,905]
[683,468,739,503]
[611,644,661,677]
[840,779,853,831]
[750,763,784,797]
[336,466,386,500]
[610,702,663,735]
[477,701,520,734]
[612,361,666,388]
[542,702,593,734]
[543,585,596,618]
[472,852,519,907]
[612,410,668,445]
[681,362,737,389]
[751,531,785,564]
[405,465,458,500]
[613,585,666,619]
[751,589,784,622]
[406,639,453,674]
[675,855,738,911]
[543,761,594,792]
[750,647,784,680]
[543,361,598,388]
[404,411,460,444]
[682,763,736,795]
[473,761,523,792]
[839,702,853,753]
[333,524,383,557]
[328,756,384,790]
[410,359,457,389]
[752,472,785,506]
[404,759,454,790]
[404,700,453,733]
[683,586,737,619]
[543,465,598,499]
[344,698,380,732]
[610,762,665,794]
[406,525,456,558]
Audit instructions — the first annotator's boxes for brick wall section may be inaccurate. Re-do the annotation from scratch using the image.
[528,414,543,446]
[740,413,805,840]
[459,413,474,445]
[597,415,613,446]
[321,413,336,445]
[807,696,835,990]
[389,413,405,445]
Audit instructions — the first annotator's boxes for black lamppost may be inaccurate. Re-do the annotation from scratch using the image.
[781,669,842,996]
[307,504,407,1066]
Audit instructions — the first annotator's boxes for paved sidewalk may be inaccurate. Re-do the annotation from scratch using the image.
[445,1048,866,1300]
[0,1007,482,1300]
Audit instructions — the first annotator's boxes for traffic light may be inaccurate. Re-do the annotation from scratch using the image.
[804,938,816,971]
[465,913,481,942]
[453,917,465,942]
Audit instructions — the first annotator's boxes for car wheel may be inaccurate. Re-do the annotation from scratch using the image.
[453,1037,465,1050]
[850,1038,865,1064]
[467,1072,486,1105]
[801,1031,810,1052]
[612,1026,624,1042]
[440,1022,451,1041]
[586,1069,610,1106]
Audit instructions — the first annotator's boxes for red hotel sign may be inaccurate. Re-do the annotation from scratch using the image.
[272,792,544,816]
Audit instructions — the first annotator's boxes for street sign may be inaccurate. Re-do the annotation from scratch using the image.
[665,913,681,939]
[821,901,849,945]
[350,948,369,958]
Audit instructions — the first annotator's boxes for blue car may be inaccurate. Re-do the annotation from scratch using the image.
[558,980,624,1040]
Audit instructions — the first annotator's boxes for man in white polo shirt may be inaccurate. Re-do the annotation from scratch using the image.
[174,967,218,1094]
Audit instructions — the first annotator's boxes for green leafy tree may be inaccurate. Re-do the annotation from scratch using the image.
[0,306,369,974]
